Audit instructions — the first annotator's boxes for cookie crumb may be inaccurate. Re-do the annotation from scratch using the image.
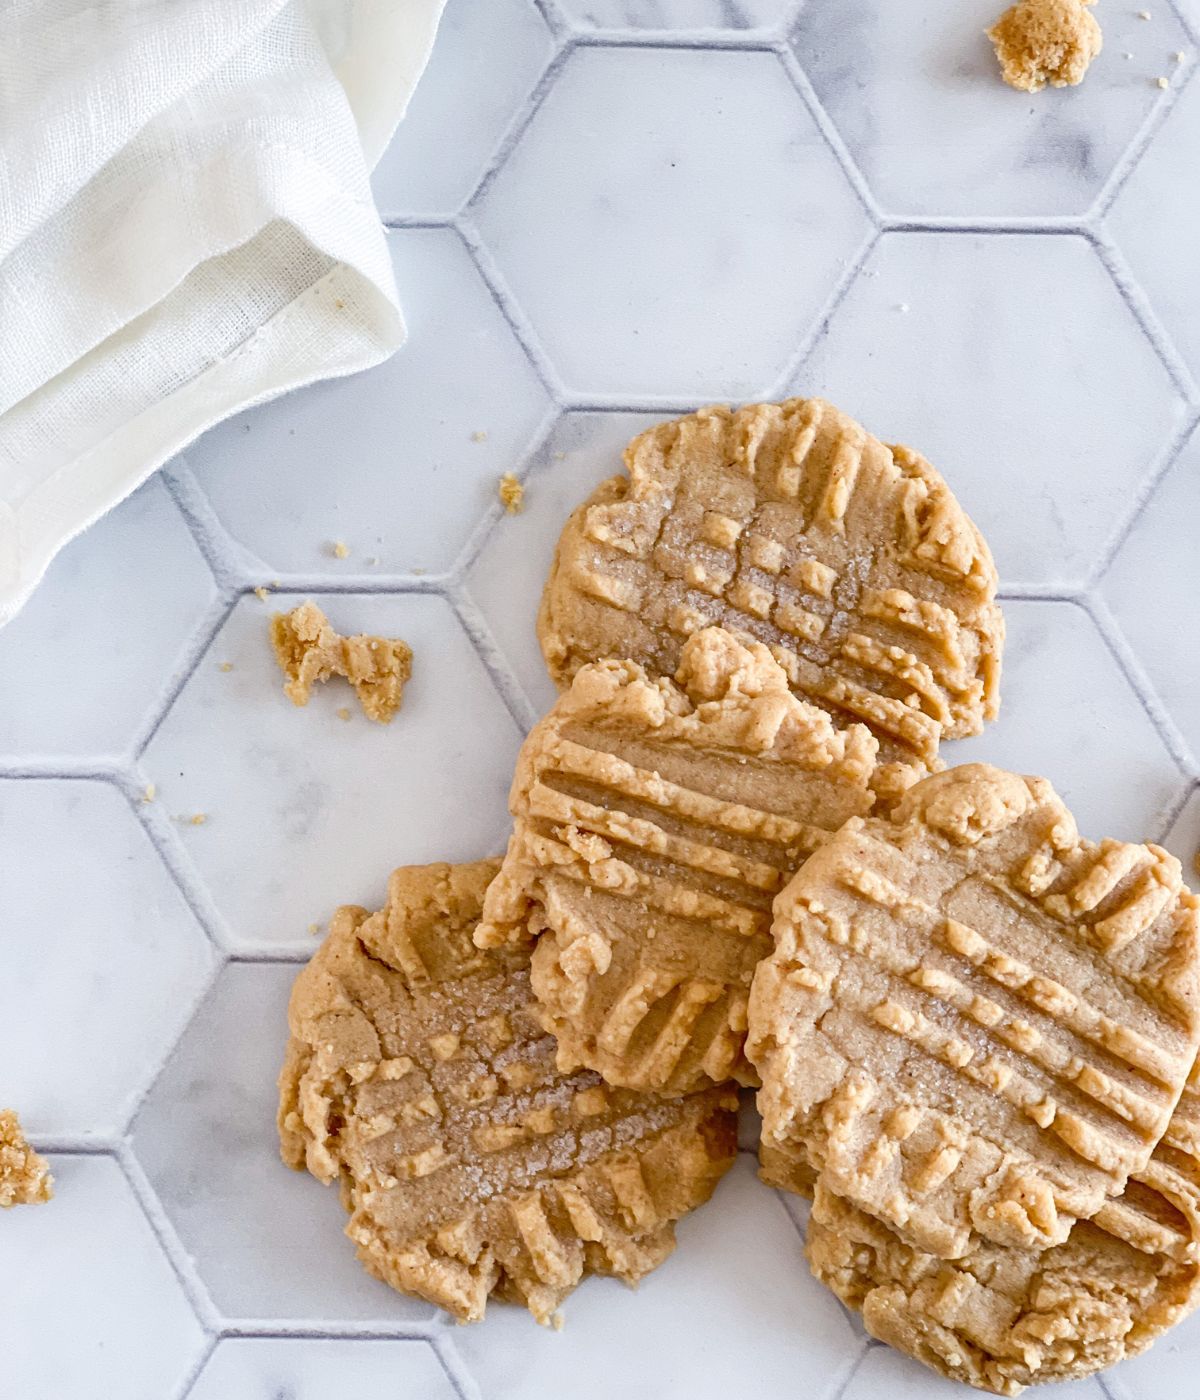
[271,600,412,724]
[366,556,379,567]
[895,302,910,313]
[0,1111,53,1208]
[1156,74,1170,87]
[336,706,352,722]
[1137,9,1151,17]
[189,813,208,826]
[331,540,350,560]
[142,783,156,803]
[471,430,488,443]
[987,0,1103,91]
[498,473,525,514]
[254,585,270,602]
[307,921,321,935]
[553,451,566,461]
[218,661,234,673]
[1174,50,1186,62]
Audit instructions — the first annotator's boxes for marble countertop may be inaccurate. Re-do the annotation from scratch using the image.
[4,1,1200,1397]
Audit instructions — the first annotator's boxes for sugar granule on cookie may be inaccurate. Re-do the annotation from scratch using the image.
[279,860,736,1323]
[748,763,1200,1262]
[806,1065,1200,1393]
[476,626,879,1097]
[537,399,1003,806]
[987,0,1103,92]
[499,473,525,514]
[0,1110,53,1208]
[271,600,412,724]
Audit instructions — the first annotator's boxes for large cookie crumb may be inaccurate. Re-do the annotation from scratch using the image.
[0,1110,53,1208]
[987,0,1103,92]
[499,473,525,514]
[270,600,412,724]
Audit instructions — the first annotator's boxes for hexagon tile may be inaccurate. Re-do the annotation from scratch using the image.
[8,3,1200,1399]
[473,45,872,400]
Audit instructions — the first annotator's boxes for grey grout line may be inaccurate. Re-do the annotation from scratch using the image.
[879,216,1088,234]
[766,223,881,400]
[775,42,882,225]
[1090,232,1200,409]
[569,27,777,50]
[35,1134,122,1154]
[431,1330,487,1400]
[1153,773,1197,847]
[164,458,272,589]
[455,215,571,404]
[1083,409,1199,594]
[529,0,571,43]
[447,582,540,736]
[448,402,562,584]
[1091,53,1198,220]
[115,1141,226,1335]
[213,1319,441,1341]
[0,758,128,780]
[173,1335,220,1400]
[1082,593,1198,781]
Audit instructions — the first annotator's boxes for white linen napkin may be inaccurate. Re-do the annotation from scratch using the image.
[0,0,444,625]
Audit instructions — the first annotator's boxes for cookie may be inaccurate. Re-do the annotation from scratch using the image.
[271,600,412,723]
[806,1065,1200,1393]
[538,399,1003,797]
[0,1109,53,1208]
[278,859,736,1324]
[748,764,1200,1260]
[476,627,879,1096]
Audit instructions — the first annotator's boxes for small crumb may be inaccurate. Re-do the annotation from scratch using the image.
[1124,50,1135,57]
[331,540,350,559]
[271,600,412,724]
[334,298,345,310]
[498,472,525,514]
[1174,50,1186,63]
[218,661,234,673]
[553,451,566,461]
[189,813,208,826]
[336,706,352,722]
[470,430,488,443]
[142,783,156,803]
[413,567,426,577]
[895,302,910,313]
[366,556,379,567]
[308,922,321,935]
[0,1110,53,1208]
[1156,74,1170,87]
[254,585,270,602]
[1137,9,1151,18]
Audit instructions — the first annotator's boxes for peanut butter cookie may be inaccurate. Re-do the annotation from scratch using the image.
[271,600,412,723]
[538,399,1003,801]
[476,627,878,1096]
[748,764,1200,1261]
[988,0,1102,94]
[806,1064,1200,1393]
[279,859,736,1323]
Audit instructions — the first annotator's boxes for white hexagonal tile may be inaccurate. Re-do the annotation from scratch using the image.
[371,0,554,218]
[0,1155,205,1400]
[191,1339,457,1400]
[795,232,1186,588]
[1162,785,1200,895]
[474,46,870,399]
[133,962,434,1324]
[560,0,790,28]
[140,592,521,953]
[185,228,552,577]
[464,409,663,720]
[841,1339,1108,1400]
[0,478,215,761]
[0,780,214,1137]
[453,1155,864,1399]
[792,0,1190,217]
[1109,66,1200,385]
[951,600,1180,842]
[1103,412,1200,766]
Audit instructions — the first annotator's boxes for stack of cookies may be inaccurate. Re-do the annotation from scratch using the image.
[278,399,1200,1394]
